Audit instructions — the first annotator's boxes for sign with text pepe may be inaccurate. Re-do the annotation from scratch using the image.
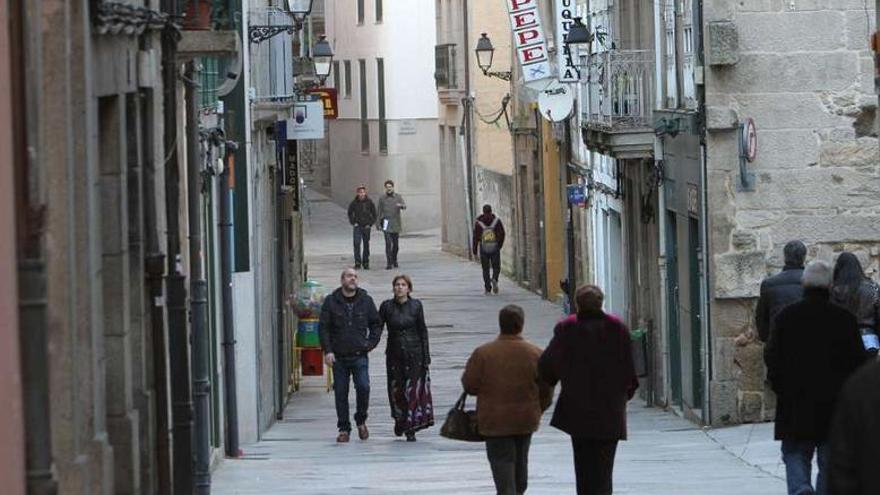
[505,0,552,84]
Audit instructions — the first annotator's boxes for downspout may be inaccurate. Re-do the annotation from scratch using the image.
[653,0,668,409]
[144,120,171,492]
[462,0,476,257]
[694,0,711,426]
[220,136,239,457]
[161,0,194,491]
[12,0,57,491]
[185,61,212,494]
[564,120,577,307]
[275,123,286,420]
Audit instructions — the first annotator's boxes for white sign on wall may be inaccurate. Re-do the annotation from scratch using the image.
[287,100,325,140]
[554,0,580,82]
[505,0,552,84]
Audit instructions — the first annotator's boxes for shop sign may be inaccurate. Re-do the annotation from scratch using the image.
[287,98,325,140]
[305,87,339,120]
[554,0,580,82]
[505,0,552,83]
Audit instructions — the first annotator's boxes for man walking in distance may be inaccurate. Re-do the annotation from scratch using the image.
[756,240,806,342]
[318,268,383,442]
[377,179,406,269]
[539,285,638,495]
[348,184,377,269]
[764,260,866,495]
[473,204,505,294]
[462,305,553,495]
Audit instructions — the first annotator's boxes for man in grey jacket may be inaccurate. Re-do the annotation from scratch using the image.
[376,179,406,269]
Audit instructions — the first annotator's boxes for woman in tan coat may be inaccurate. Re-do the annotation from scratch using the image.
[462,304,553,495]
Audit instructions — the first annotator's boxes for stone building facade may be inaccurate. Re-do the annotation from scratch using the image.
[703,0,879,424]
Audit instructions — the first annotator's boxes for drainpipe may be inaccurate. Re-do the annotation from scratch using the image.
[18,261,56,495]
[220,137,239,457]
[184,61,212,494]
[694,0,711,426]
[143,139,171,490]
[564,120,577,307]
[462,0,477,257]
[12,0,57,491]
[275,123,287,420]
[161,0,194,491]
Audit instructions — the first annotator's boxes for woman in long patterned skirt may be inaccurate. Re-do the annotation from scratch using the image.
[379,274,434,441]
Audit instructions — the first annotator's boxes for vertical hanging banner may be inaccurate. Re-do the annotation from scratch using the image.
[506,0,552,84]
[555,0,580,82]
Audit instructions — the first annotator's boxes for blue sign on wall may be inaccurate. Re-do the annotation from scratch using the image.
[567,184,588,208]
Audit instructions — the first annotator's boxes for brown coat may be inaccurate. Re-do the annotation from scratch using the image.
[461,334,553,437]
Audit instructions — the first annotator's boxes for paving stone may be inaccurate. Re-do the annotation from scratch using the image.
[211,190,785,494]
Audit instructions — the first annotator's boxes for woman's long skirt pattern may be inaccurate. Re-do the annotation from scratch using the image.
[387,355,434,435]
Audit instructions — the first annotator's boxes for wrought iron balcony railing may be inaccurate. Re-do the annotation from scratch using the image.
[581,50,654,131]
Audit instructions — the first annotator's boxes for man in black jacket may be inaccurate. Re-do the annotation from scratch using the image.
[318,268,383,442]
[756,240,806,342]
[348,185,377,269]
[764,260,867,495]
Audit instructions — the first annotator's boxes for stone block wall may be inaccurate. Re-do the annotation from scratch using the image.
[704,0,879,425]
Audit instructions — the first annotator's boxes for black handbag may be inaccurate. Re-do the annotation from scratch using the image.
[440,392,484,442]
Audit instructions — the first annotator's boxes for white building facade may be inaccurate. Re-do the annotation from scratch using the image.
[324,0,442,230]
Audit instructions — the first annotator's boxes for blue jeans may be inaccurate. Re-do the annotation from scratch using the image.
[332,355,370,432]
[352,225,371,266]
[781,440,828,495]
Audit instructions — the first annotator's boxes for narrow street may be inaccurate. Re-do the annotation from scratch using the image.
[212,191,786,494]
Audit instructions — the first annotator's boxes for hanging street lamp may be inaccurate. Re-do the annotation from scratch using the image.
[474,33,511,82]
[312,35,334,84]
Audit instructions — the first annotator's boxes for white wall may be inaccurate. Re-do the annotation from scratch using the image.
[326,0,437,121]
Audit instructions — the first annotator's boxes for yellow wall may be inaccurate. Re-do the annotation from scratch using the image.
[471,0,514,175]
[542,118,564,301]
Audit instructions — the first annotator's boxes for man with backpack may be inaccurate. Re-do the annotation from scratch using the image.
[473,204,505,295]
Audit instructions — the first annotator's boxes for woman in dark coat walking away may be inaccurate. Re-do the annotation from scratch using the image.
[832,252,880,355]
[379,274,433,441]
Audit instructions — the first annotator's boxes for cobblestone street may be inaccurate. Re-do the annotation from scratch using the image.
[211,192,786,494]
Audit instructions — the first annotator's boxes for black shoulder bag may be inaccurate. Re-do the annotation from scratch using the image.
[439,392,484,442]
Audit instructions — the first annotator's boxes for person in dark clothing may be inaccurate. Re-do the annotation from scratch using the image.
[829,359,880,495]
[473,204,506,295]
[831,252,880,355]
[764,260,867,495]
[348,185,377,269]
[318,268,383,443]
[376,179,406,269]
[539,285,638,495]
[756,240,806,342]
[379,274,433,441]
[462,305,553,495]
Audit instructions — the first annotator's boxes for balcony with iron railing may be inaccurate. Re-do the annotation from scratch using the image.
[580,49,656,159]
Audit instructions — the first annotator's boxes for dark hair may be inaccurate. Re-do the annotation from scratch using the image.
[832,252,866,312]
[391,274,413,291]
[575,285,604,314]
[783,240,806,268]
[384,179,394,187]
[482,204,492,214]
[498,305,524,335]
